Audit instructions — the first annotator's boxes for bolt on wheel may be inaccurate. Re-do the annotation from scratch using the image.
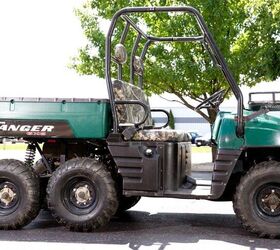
[234,161,280,238]
[0,181,19,214]
[0,159,40,229]
[63,178,99,215]
[255,184,280,218]
[47,158,118,232]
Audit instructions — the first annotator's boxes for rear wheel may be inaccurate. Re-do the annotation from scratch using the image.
[117,195,141,213]
[233,161,280,238]
[0,159,40,229]
[47,158,118,232]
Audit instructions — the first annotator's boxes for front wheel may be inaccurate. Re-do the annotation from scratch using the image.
[233,161,280,238]
[47,158,118,232]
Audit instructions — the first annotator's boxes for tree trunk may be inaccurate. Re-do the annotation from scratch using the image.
[207,108,218,124]
[207,108,218,162]
[169,92,220,162]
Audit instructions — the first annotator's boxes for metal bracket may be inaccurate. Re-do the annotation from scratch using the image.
[243,107,270,122]
[122,126,138,140]
[34,142,53,173]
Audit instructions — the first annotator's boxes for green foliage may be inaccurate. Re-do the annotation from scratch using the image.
[71,0,280,123]
[232,0,280,85]
[169,109,175,129]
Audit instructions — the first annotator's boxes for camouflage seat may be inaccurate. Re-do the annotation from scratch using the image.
[113,80,190,142]
[113,80,153,127]
[132,129,189,142]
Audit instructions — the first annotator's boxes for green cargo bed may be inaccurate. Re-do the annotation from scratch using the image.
[0,97,111,139]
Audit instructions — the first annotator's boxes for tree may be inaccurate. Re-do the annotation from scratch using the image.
[71,0,280,124]
[169,109,175,129]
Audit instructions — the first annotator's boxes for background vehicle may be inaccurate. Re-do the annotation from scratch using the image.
[0,7,279,238]
[188,131,201,144]
[195,133,211,147]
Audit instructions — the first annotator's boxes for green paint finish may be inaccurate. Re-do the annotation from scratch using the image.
[0,100,111,139]
[212,111,227,141]
[212,110,280,150]
[244,113,280,147]
[212,112,244,150]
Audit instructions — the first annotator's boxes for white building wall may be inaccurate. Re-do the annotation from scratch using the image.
[149,81,280,136]
[151,102,238,136]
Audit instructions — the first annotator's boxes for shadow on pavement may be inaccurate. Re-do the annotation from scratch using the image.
[0,209,278,249]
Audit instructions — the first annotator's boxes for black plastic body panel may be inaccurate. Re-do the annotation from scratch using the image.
[107,138,191,196]
[211,149,242,199]
[164,142,191,191]
[109,141,160,192]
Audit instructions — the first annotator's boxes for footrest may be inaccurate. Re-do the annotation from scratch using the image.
[181,175,196,189]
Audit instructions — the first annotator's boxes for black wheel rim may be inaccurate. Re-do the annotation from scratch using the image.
[62,177,99,215]
[254,183,280,222]
[0,179,20,215]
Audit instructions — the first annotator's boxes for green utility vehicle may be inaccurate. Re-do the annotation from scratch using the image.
[0,7,280,238]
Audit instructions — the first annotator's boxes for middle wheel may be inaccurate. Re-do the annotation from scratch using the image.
[47,158,118,232]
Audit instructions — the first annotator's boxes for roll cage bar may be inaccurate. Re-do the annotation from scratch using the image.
[105,6,244,137]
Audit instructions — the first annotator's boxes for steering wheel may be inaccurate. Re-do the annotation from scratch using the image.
[195,89,226,110]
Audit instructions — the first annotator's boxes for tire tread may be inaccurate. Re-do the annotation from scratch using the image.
[233,160,280,238]
[47,158,118,232]
[0,159,40,230]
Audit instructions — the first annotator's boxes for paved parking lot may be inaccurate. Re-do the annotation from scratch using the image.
[0,198,279,250]
[0,148,279,249]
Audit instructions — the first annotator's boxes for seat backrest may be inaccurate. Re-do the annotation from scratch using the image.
[113,80,153,127]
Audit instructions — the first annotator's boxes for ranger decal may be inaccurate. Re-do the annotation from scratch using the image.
[0,124,54,132]
[0,120,73,138]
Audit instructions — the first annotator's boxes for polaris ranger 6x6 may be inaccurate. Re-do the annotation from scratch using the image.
[0,7,279,238]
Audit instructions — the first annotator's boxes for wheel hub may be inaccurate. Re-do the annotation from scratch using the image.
[0,185,16,206]
[261,189,280,214]
[74,185,92,204]
[70,182,95,209]
[257,185,280,216]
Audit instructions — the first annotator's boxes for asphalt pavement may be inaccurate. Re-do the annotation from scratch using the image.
[0,149,279,249]
[0,198,279,250]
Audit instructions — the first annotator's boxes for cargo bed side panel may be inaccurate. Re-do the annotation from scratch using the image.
[0,99,111,139]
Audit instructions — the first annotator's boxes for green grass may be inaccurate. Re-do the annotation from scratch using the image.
[0,143,28,150]
[191,145,211,153]
[0,143,211,154]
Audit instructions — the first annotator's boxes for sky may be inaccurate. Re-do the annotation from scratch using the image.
[0,0,279,108]
[0,0,107,98]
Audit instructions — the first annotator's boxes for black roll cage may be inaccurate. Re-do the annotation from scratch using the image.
[105,6,244,137]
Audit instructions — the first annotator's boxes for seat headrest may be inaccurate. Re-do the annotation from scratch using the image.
[114,44,127,64]
[133,56,144,75]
